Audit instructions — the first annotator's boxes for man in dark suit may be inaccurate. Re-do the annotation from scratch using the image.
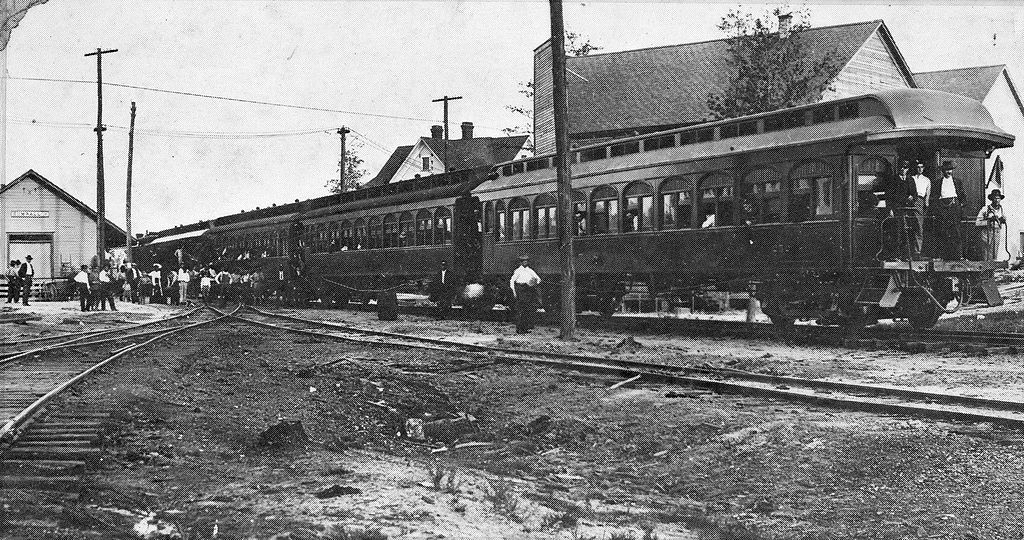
[883,160,913,259]
[929,161,966,260]
[18,255,35,306]
[428,261,455,319]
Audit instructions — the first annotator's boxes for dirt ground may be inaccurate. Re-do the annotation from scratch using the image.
[4,300,1024,538]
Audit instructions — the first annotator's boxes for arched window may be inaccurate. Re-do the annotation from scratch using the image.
[416,209,433,245]
[623,181,654,232]
[743,168,782,224]
[338,220,350,251]
[353,218,366,250]
[857,157,889,217]
[535,193,557,239]
[790,161,834,222]
[483,201,494,234]
[495,200,507,241]
[435,207,452,245]
[368,217,382,249]
[509,198,531,241]
[572,190,587,236]
[399,211,414,247]
[700,173,735,228]
[591,186,619,234]
[660,176,693,229]
[383,215,397,248]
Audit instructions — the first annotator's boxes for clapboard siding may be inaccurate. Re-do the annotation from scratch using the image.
[823,30,911,100]
[1,176,98,277]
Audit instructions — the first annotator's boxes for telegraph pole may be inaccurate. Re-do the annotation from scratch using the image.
[431,95,462,177]
[550,0,577,339]
[125,102,136,263]
[337,126,350,192]
[85,47,118,266]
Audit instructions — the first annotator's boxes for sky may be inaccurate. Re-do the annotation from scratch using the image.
[5,0,1024,232]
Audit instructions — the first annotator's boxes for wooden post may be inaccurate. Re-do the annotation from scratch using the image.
[549,0,577,339]
[84,47,118,266]
[125,102,136,263]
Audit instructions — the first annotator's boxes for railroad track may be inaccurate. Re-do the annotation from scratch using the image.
[0,306,228,529]
[229,304,1024,430]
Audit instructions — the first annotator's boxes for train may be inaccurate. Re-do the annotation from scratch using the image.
[139,88,1013,329]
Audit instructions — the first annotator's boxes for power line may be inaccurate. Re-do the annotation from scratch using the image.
[9,75,441,124]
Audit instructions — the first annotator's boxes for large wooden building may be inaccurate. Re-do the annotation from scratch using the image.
[0,170,124,279]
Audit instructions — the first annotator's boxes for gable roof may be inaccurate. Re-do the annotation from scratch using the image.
[2,169,127,240]
[364,135,529,188]
[914,65,1024,116]
[563,20,909,136]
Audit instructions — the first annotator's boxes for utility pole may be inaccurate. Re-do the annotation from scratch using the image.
[431,95,462,178]
[125,101,136,264]
[549,0,577,339]
[85,47,118,266]
[337,126,350,192]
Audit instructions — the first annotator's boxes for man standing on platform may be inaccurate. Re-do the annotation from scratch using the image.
[975,189,1007,261]
[930,161,966,260]
[74,265,91,312]
[509,255,541,334]
[18,255,34,306]
[907,160,931,259]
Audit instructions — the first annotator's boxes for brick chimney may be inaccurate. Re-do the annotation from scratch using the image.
[461,122,474,139]
[430,125,443,139]
[778,13,793,37]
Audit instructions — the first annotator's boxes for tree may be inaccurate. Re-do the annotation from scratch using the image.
[706,6,843,120]
[1,0,49,51]
[502,31,601,145]
[325,138,367,194]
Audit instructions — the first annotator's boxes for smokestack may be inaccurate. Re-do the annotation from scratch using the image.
[778,13,793,37]
[430,125,443,139]
[461,122,474,139]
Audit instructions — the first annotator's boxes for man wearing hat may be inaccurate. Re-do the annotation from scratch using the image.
[17,255,34,305]
[882,159,913,259]
[509,255,541,334]
[975,189,1007,261]
[930,161,966,260]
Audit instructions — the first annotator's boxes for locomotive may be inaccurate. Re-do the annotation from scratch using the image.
[140,88,1013,329]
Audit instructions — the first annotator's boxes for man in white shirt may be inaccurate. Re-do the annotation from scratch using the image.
[930,161,965,260]
[18,255,34,306]
[907,161,931,258]
[177,266,191,304]
[509,255,541,334]
[74,265,91,312]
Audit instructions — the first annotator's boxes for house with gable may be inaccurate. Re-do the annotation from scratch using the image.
[364,122,530,188]
[532,19,916,154]
[915,65,1024,259]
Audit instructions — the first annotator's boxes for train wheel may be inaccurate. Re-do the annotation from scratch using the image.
[761,298,795,329]
[900,290,942,330]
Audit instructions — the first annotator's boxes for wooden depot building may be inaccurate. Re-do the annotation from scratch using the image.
[0,170,125,280]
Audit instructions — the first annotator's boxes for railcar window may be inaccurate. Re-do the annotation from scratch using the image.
[579,147,607,163]
[719,124,739,139]
[483,202,494,234]
[660,176,693,229]
[744,168,783,224]
[812,105,835,124]
[416,210,433,245]
[695,129,715,143]
[623,181,655,232]
[354,219,366,250]
[856,157,889,217]
[509,198,531,241]
[368,217,382,249]
[644,134,675,151]
[838,101,859,120]
[738,121,758,136]
[383,215,398,248]
[435,207,452,245]
[591,186,620,234]
[399,212,414,247]
[526,158,549,171]
[534,194,557,239]
[700,173,735,228]
[790,161,834,221]
[573,190,587,236]
[495,200,507,241]
[512,162,525,174]
[680,131,696,145]
[335,221,346,252]
[610,141,640,157]
[502,165,514,176]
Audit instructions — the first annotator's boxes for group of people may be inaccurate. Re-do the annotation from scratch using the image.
[5,256,35,305]
[71,263,127,311]
[881,159,1006,261]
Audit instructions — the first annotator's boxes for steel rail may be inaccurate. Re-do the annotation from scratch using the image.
[237,305,1024,428]
[0,307,233,445]
[0,307,197,347]
[0,307,202,368]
